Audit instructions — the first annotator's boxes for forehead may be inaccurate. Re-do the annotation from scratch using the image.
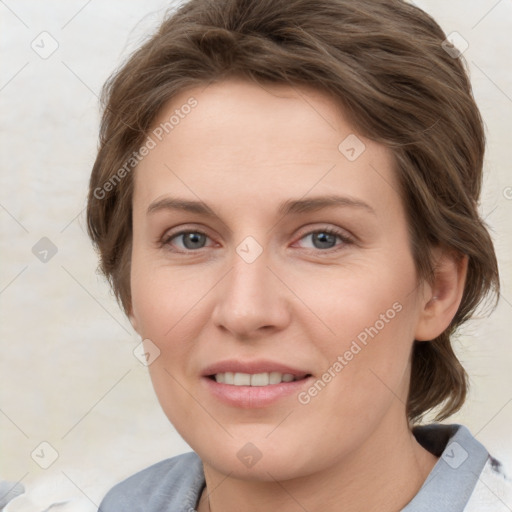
[133,79,400,217]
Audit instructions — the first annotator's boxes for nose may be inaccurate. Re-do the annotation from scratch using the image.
[211,247,291,339]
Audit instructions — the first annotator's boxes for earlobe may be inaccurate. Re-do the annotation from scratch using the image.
[414,251,468,342]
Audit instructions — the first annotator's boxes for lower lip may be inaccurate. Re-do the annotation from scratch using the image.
[202,376,313,408]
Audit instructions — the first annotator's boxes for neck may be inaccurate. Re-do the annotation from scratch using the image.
[197,414,438,512]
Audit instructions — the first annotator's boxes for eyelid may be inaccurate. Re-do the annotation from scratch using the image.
[295,224,353,240]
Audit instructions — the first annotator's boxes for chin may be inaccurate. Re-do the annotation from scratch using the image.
[195,435,318,481]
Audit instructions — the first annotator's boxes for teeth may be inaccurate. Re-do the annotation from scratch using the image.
[214,371,300,386]
[269,371,282,384]
[233,372,251,386]
[251,373,269,386]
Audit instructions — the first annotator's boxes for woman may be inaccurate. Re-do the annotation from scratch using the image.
[86,0,510,510]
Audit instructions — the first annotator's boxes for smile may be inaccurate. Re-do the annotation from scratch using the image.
[210,371,307,386]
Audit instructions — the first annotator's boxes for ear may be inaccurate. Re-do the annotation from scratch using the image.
[414,249,468,341]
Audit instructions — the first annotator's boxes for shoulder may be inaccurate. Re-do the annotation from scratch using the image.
[98,451,205,512]
[404,423,512,511]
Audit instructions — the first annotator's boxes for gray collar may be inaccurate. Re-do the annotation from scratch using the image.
[401,423,489,511]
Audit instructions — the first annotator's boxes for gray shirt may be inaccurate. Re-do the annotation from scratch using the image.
[98,423,510,511]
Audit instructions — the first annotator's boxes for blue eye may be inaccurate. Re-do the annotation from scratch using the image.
[297,229,350,250]
[164,231,211,251]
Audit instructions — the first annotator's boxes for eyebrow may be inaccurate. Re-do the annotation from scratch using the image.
[146,194,375,218]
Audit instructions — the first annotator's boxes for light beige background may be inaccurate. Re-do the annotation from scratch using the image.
[0,0,511,509]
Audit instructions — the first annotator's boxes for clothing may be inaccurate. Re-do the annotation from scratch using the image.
[0,480,25,510]
[98,424,512,511]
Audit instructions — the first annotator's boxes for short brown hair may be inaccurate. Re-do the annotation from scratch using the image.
[87,0,500,423]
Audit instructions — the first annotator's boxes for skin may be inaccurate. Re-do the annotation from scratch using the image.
[129,78,468,512]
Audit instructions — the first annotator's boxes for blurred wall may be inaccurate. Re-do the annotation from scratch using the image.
[0,0,511,508]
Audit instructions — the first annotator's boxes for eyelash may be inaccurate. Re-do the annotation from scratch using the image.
[160,226,354,254]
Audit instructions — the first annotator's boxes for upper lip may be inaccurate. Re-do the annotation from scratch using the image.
[202,359,312,379]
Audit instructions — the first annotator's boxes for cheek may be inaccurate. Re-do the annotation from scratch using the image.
[300,259,416,348]
[130,248,211,339]
[297,254,419,400]
[129,253,216,412]
[130,262,207,433]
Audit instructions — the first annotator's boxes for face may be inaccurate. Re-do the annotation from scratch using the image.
[129,78,429,480]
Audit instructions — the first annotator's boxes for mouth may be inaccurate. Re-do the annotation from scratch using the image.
[207,371,311,386]
[201,360,314,408]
